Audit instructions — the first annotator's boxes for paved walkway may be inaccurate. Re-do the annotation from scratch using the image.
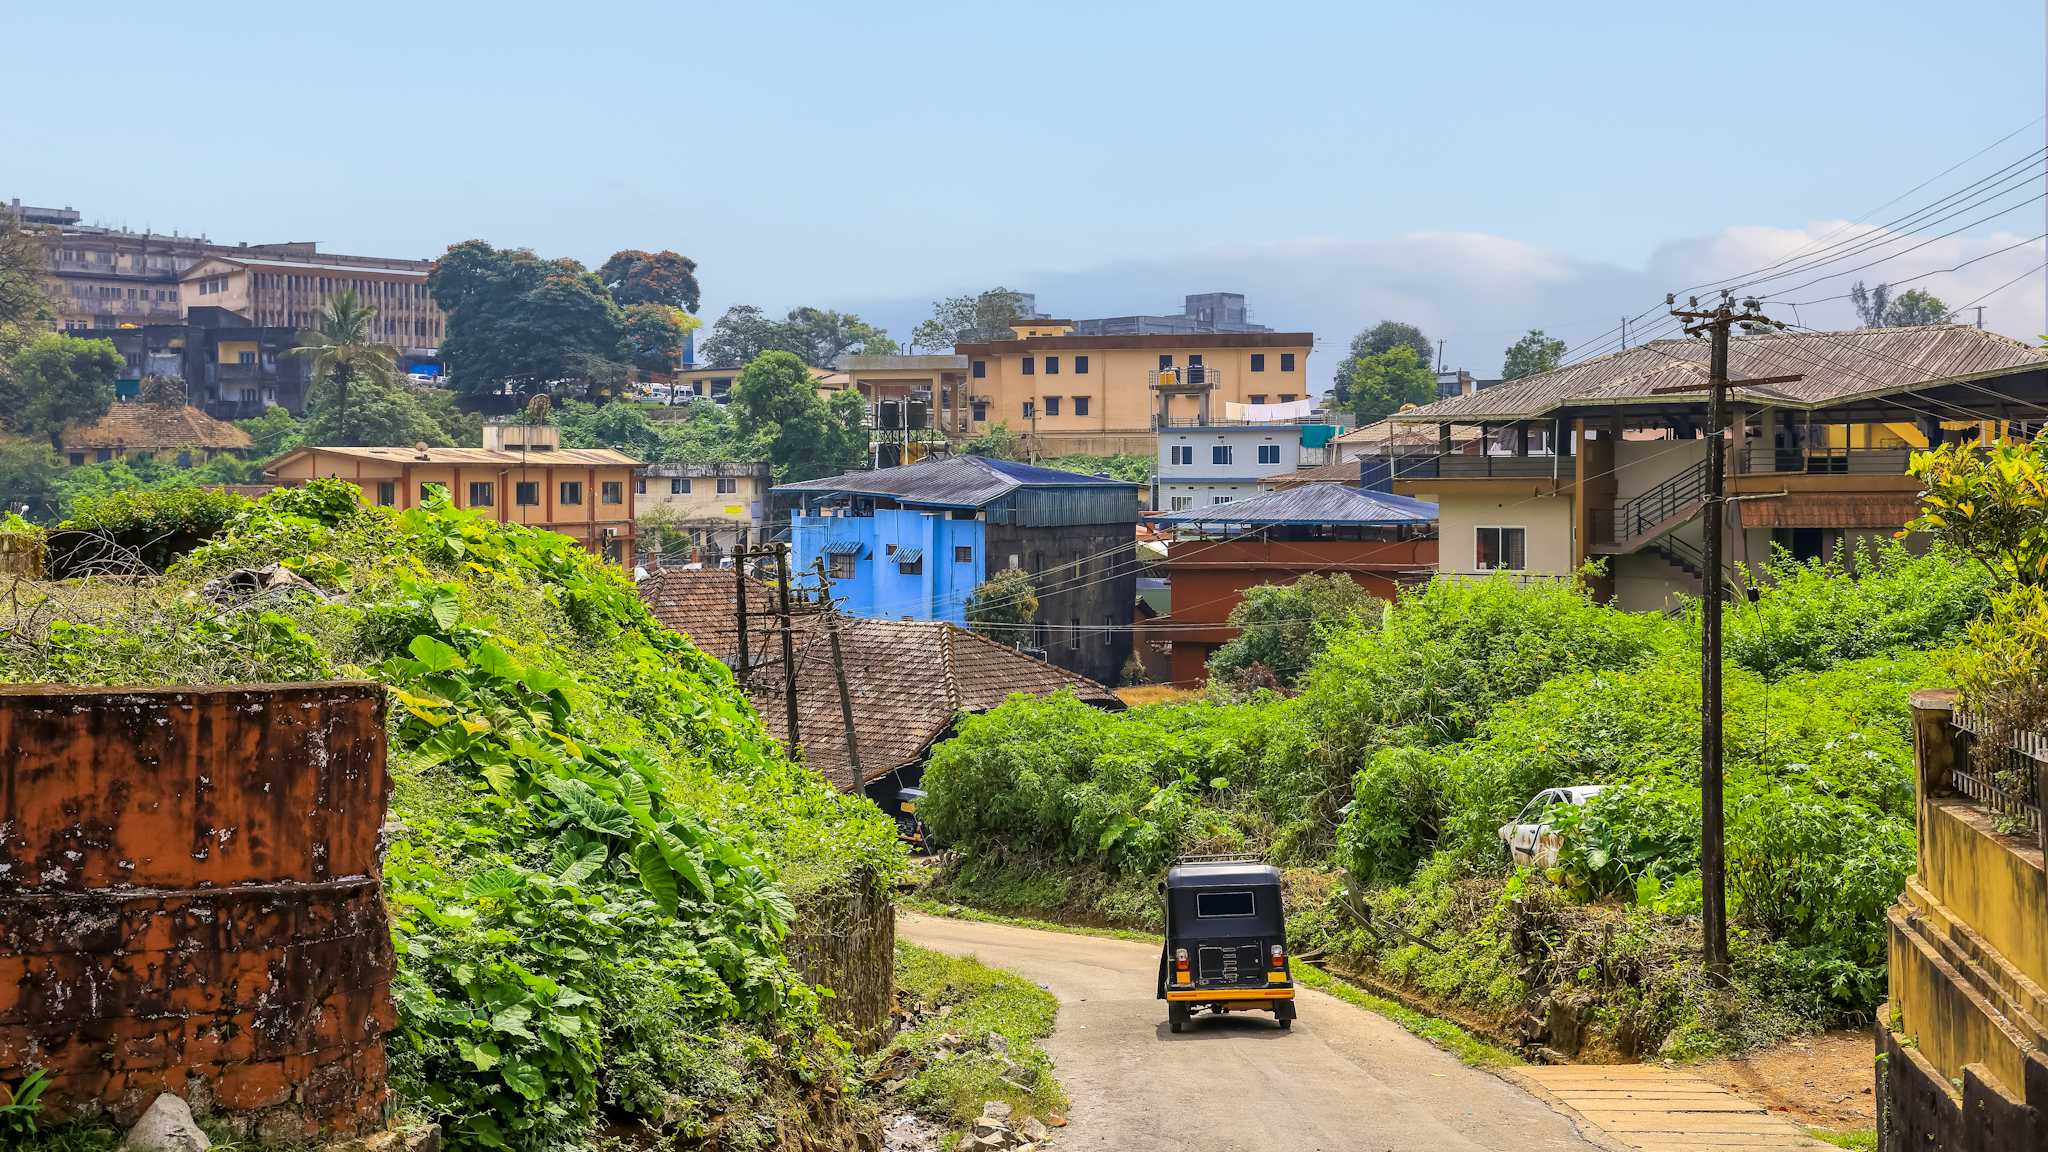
[1514,1065,1832,1152]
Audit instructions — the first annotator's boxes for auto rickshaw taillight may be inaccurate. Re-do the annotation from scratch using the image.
[1173,947,1189,971]
[1270,944,1286,968]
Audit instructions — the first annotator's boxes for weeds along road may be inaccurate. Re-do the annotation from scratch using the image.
[900,912,1609,1152]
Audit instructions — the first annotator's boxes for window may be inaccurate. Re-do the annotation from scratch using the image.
[1211,445,1232,465]
[376,481,396,507]
[971,400,988,422]
[1251,353,1266,372]
[1280,353,1296,372]
[1476,527,1527,571]
[95,448,113,463]
[829,553,855,579]
[1196,891,1256,918]
[67,453,85,466]
[1257,444,1282,465]
[559,481,583,506]
[1158,354,1173,370]
[1022,400,1035,419]
[1044,356,1060,375]
[671,477,686,494]
[602,538,623,565]
[236,351,256,366]
[900,554,923,575]
[1021,356,1035,375]
[1043,396,1060,416]
[635,477,648,495]
[1279,394,1297,403]
[601,481,624,505]
[516,481,540,506]
[1070,617,1081,650]
[972,359,987,379]
[1249,394,1267,405]
[1171,445,1194,466]
[1170,496,1192,511]
[1188,354,1203,367]
[467,481,495,507]
[1073,396,1089,416]
[1074,355,1089,373]
[716,477,737,494]
[1212,495,1234,505]
[954,545,973,563]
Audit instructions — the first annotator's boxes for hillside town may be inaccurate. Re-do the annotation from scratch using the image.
[4,6,2048,1152]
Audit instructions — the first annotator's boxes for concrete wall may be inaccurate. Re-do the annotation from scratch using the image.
[0,683,394,1140]
[784,878,895,1052]
[791,509,984,624]
[1611,437,1706,504]
[1415,484,1575,576]
[962,338,1313,438]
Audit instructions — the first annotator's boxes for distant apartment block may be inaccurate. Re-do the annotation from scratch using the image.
[1070,292,1273,337]
[635,461,772,558]
[92,306,315,419]
[1154,421,1339,511]
[181,247,444,346]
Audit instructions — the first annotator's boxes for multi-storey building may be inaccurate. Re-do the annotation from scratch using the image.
[952,324,1315,456]
[90,307,315,419]
[634,462,772,560]
[267,423,639,566]
[1153,421,1340,511]
[1384,325,2048,611]
[179,247,444,347]
[1070,292,1273,336]
[37,228,216,331]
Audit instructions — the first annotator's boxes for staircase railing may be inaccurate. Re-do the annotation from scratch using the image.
[1606,461,1708,545]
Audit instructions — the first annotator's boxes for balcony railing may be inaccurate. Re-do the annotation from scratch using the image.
[1951,708,2046,841]
[1738,444,1914,476]
[1147,366,1225,391]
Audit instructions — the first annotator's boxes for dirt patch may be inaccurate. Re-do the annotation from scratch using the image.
[1683,1029,1876,1132]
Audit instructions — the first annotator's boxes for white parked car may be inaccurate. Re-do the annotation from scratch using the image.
[1499,785,1605,868]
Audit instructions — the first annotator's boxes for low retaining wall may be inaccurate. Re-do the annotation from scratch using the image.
[785,878,894,1050]
[0,683,394,1140]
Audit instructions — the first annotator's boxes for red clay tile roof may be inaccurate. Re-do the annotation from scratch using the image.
[62,402,253,452]
[638,567,1120,790]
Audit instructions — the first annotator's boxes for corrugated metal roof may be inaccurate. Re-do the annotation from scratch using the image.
[1154,483,1439,528]
[775,455,1137,509]
[893,547,923,564]
[1389,325,2048,422]
[823,540,864,555]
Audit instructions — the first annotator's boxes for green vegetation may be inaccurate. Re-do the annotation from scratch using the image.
[963,568,1039,643]
[1206,572,1380,691]
[733,351,868,482]
[1501,329,1566,381]
[1342,344,1436,425]
[1,481,903,1150]
[1807,1127,1880,1151]
[1332,320,1432,408]
[701,304,895,367]
[876,945,1066,1135]
[1037,453,1154,483]
[922,541,1985,1058]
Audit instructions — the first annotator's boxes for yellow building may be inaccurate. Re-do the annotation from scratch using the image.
[181,250,444,346]
[266,424,639,566]
[634,462,772,557]
[952,328,1315,456]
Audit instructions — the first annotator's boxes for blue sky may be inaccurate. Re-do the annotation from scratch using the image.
[6,0,2045,373]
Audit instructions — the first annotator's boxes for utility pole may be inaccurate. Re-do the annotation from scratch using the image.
[1662,290,1793,985]
[773,544,801,755]
[1620,316,1629,350]
[813,557,862,782]
[734,548,752,688]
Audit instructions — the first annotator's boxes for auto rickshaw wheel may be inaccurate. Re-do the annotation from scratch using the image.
[1277,1016,1292,1030]
[1168,1003,1190,1033]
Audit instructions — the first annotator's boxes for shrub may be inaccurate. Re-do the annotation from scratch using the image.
[1726,540,1989,677]
[1207,572,1380,691]
[50,486,250,574]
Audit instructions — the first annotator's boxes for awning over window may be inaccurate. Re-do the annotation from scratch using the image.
[824,540,864,556]
[894,547,923,564]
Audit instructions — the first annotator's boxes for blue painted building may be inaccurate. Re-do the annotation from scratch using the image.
[777,456,1141,683]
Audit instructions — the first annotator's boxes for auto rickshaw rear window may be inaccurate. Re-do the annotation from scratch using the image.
[1195,891,1256,918]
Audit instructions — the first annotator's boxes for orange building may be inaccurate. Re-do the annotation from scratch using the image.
[266,424,639,566]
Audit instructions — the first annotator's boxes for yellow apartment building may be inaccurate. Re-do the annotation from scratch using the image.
[266,424,639,566]
[953,325,1315,455]
[634,462,772,557]
[181,250,444,346]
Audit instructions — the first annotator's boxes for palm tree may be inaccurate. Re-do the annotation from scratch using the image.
[291,289,396,445]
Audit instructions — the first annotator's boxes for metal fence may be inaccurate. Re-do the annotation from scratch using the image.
[1951,709,2045,839]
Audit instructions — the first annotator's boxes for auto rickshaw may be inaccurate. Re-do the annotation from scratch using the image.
[892,787,930,849]
[1157,855,1295,1032]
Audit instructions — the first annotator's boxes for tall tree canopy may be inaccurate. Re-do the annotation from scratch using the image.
[911,287,1034,350]
[1501,328,1567,381]
[1207,573,1380,691]
[964,568,1039,642]
[619,303,694,374]
[300,373,452,448]
[1333,321,1432,402]
[429,240,628,400]
[289,289,397,445]
[700,305,892,367]
[1344,345,1436,425]
[0,333,123,448]
[597,249,701,314]
[1850,281,1951,328]
[732,351,867,481]
[0,219,50,343]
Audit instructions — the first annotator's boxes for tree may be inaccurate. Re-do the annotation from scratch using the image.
[1334,321,1431,402]
[301,372,452,448]
[1501,329,1567,381]
[1343,345,1437,425]
[289,289,397,446]
[653,402,769,465]
[429,240,627,399]
[620,303,689,374]
[732,351,866,481]
[237,406,304,459]
[1207,573,1380,691]
[597,249,701,314]
[912,287,1034,350]
[555,399,664,457]
[1849,281,1892,328]
[0,333,122,449]
[961,421,1023,461]
[1885,288,1950,327]
[701,304,891,367]
[965,567,1039,643]
[0,219,49,342]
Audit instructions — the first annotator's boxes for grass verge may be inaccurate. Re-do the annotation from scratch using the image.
[1806,1128,1878,1151]
[874,943,1069,1135]
[897,896,1519,1068]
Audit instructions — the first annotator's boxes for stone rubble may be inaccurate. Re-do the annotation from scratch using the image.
[121,1094,211,1152]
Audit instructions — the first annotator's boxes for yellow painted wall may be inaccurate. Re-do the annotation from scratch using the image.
[216,341,259,364]
[1918,799,2048,991]
[967,341,1312,438]
[1409,483,1576,577]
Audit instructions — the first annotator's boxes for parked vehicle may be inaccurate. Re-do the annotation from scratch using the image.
[892,787,929,849]
[1499,785,1605,868]
[1156,855,1295,1032]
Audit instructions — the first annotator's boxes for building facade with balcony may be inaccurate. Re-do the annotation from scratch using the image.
[180,248,444,348]
[634,461,772,561]
[91,307,315,419]
[1153,421,1336,511]
[1384,326,2048,611]
[952,325,1314,457]
[266,424,640,567]
[777,455,1140,684]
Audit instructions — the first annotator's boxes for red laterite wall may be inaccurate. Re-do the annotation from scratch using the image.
[0,683,394,1140]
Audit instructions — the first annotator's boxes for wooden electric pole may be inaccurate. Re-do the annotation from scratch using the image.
[734,551,752,688]
[1663,290,1793,985]
[813,557,862,782]
[773,544,801,755]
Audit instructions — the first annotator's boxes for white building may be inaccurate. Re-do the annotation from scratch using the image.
[1152,423,1317,512]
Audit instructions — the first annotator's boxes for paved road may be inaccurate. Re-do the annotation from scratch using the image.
[901,912,1612,1152]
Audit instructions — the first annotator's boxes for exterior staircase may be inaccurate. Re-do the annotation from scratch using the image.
[1596,461,1707,554]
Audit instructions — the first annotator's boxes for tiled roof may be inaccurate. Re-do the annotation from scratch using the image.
[270,445,639,468]
[1154,483,1438,528]
[1390,326,2048,423]
[63,402,253,452]
[774,454,1138,508]
[638,568,1119,791]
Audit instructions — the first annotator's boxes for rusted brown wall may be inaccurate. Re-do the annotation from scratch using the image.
[0,683,393,1140]
[784,877,894,1051]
